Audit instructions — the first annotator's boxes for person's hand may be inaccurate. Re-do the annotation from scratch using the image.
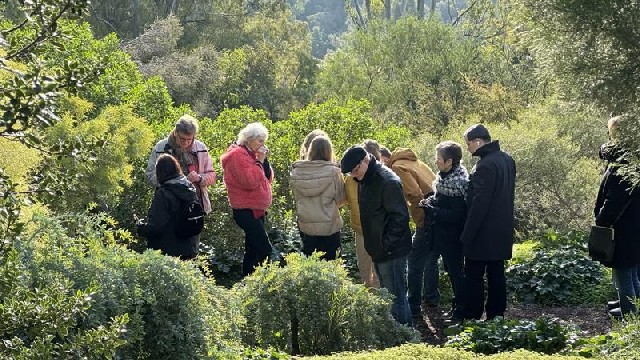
[187,171,201,183]
[256,145,269,163]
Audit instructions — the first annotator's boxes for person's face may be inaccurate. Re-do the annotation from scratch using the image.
[465,137,482,154]
[176,131,194,151]
[247,137,266,152]
[435,153,453,172]
[381,155,391,166]
[348,156,369,181]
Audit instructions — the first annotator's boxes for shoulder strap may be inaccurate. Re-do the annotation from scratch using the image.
[612,194,635,225]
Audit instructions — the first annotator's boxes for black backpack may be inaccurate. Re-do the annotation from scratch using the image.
[175,198,205,238]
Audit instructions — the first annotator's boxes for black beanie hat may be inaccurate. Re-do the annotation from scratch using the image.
[340,146,368,174]
[464,124,491,141]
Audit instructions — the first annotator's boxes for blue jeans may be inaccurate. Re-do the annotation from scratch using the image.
[375,255,412,326]
[407,227,439,315]
[613,266,640,315]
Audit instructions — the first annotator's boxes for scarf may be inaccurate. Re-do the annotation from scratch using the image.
[167,132,197,175]
[433,164,469,198]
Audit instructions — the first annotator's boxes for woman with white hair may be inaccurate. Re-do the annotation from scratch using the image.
[221,122,275,276]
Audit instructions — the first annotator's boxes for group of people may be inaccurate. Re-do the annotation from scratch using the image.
[336,124,516,326]
[136,113,639,328]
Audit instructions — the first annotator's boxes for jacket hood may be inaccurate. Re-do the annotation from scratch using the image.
[163,175,197,201]
[389,148,417,165]
[290,160,339,197]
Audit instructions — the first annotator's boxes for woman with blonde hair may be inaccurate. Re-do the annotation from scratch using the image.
[290,135,346,260]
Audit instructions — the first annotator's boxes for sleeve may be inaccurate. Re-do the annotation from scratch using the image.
[196,143,216,187]
[460,163,495,249]
[595,171,634,227]
[145,145,160,187]
[334,169,347,207]
[392,165,423,208]
[381,180,411,249]
[140,189,172,237]
[226,152,269,190]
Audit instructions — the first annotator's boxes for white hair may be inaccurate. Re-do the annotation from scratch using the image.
[175,114,199,135]
[237,122,269,145]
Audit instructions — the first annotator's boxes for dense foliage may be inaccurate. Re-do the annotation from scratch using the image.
[235,253,419,355]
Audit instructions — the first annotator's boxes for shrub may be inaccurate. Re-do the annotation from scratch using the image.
[506,241,611,306]
[234,253,419,355]
[15,212,245,359]
[445,317,577,355]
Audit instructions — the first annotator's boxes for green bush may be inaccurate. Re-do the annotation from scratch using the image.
[445,317,577,355]
[15,212,245,359]
[234,253,419,355]
[506,241,611,306]
[307,344,588,359]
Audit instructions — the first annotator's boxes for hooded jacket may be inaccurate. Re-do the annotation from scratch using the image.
[389,148,436,228]
[460,141,516,261]
[290,160,346,236]
[146,138,216,213]
[220,143,273,211]
[358,157,412,263]
[594,143,640,268]
[138,175,200,258]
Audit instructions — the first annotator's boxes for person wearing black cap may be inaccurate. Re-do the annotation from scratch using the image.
[457,124,516,323]
[341,145,413,326]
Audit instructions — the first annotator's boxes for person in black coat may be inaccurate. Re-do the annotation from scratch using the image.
[420,141,469,323]
[594,115,640,318]
[341,146,413,326]
[460,124,516,321]
[138,154,200,260]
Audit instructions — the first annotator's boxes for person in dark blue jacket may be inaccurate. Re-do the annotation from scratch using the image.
[460,124,516,321]
[420,141,468,324]
[138,154,200,260]
[341,145,413,326]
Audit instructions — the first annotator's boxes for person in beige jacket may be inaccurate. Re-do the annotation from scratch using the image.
[388,147,438,317]
[291,135,346,260]
[345,139,382,288]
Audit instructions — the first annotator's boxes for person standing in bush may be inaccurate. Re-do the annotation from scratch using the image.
[145,114,216,214]
[387,147,437,318]
[137,154,201,259]
[291,135,346,260]
[594,115,640,319]
[221,122,275,276]
[341,145,412,325]
[460,124,516,321]
[345,140,381,288]
[420,141,469,324]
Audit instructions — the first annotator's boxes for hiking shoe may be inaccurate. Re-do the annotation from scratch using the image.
[608,300,620,310]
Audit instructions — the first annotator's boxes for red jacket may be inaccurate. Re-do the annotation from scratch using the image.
[221,143,273,211]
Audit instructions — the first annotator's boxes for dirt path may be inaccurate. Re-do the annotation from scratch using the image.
[413,303,612,345]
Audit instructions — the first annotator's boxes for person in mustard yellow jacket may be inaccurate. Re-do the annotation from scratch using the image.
[388,147,438,317]
[345,139,382,288]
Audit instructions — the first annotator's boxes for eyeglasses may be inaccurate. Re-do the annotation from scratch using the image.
[348,160,364,176]
[177,133,194,143]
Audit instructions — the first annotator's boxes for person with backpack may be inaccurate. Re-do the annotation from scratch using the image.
[138,154,202,260]
[221,122,275,276]
[146,114,216,214]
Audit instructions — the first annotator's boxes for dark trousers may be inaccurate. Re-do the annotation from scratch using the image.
[437,245,465,319]
[233,209,273,276]
[301,231,341,260]
[464,259,506,320]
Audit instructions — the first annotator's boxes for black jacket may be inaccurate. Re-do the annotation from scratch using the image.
[594,144,640,268]
[357,158,412,263]
[138,175,200,258]
[460,141,516,261]
[424,192,467,255]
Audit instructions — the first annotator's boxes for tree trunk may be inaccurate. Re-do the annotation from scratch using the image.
[365,0,372,20]
[132,0,141,37]
[353,0,366,28]
[431,0,437,18]
[417,0,425,20]
[395,0,409,19]
[384,0,391,20]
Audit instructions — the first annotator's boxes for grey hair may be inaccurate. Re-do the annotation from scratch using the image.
[237,122,269,145]
[175,114,199,135]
